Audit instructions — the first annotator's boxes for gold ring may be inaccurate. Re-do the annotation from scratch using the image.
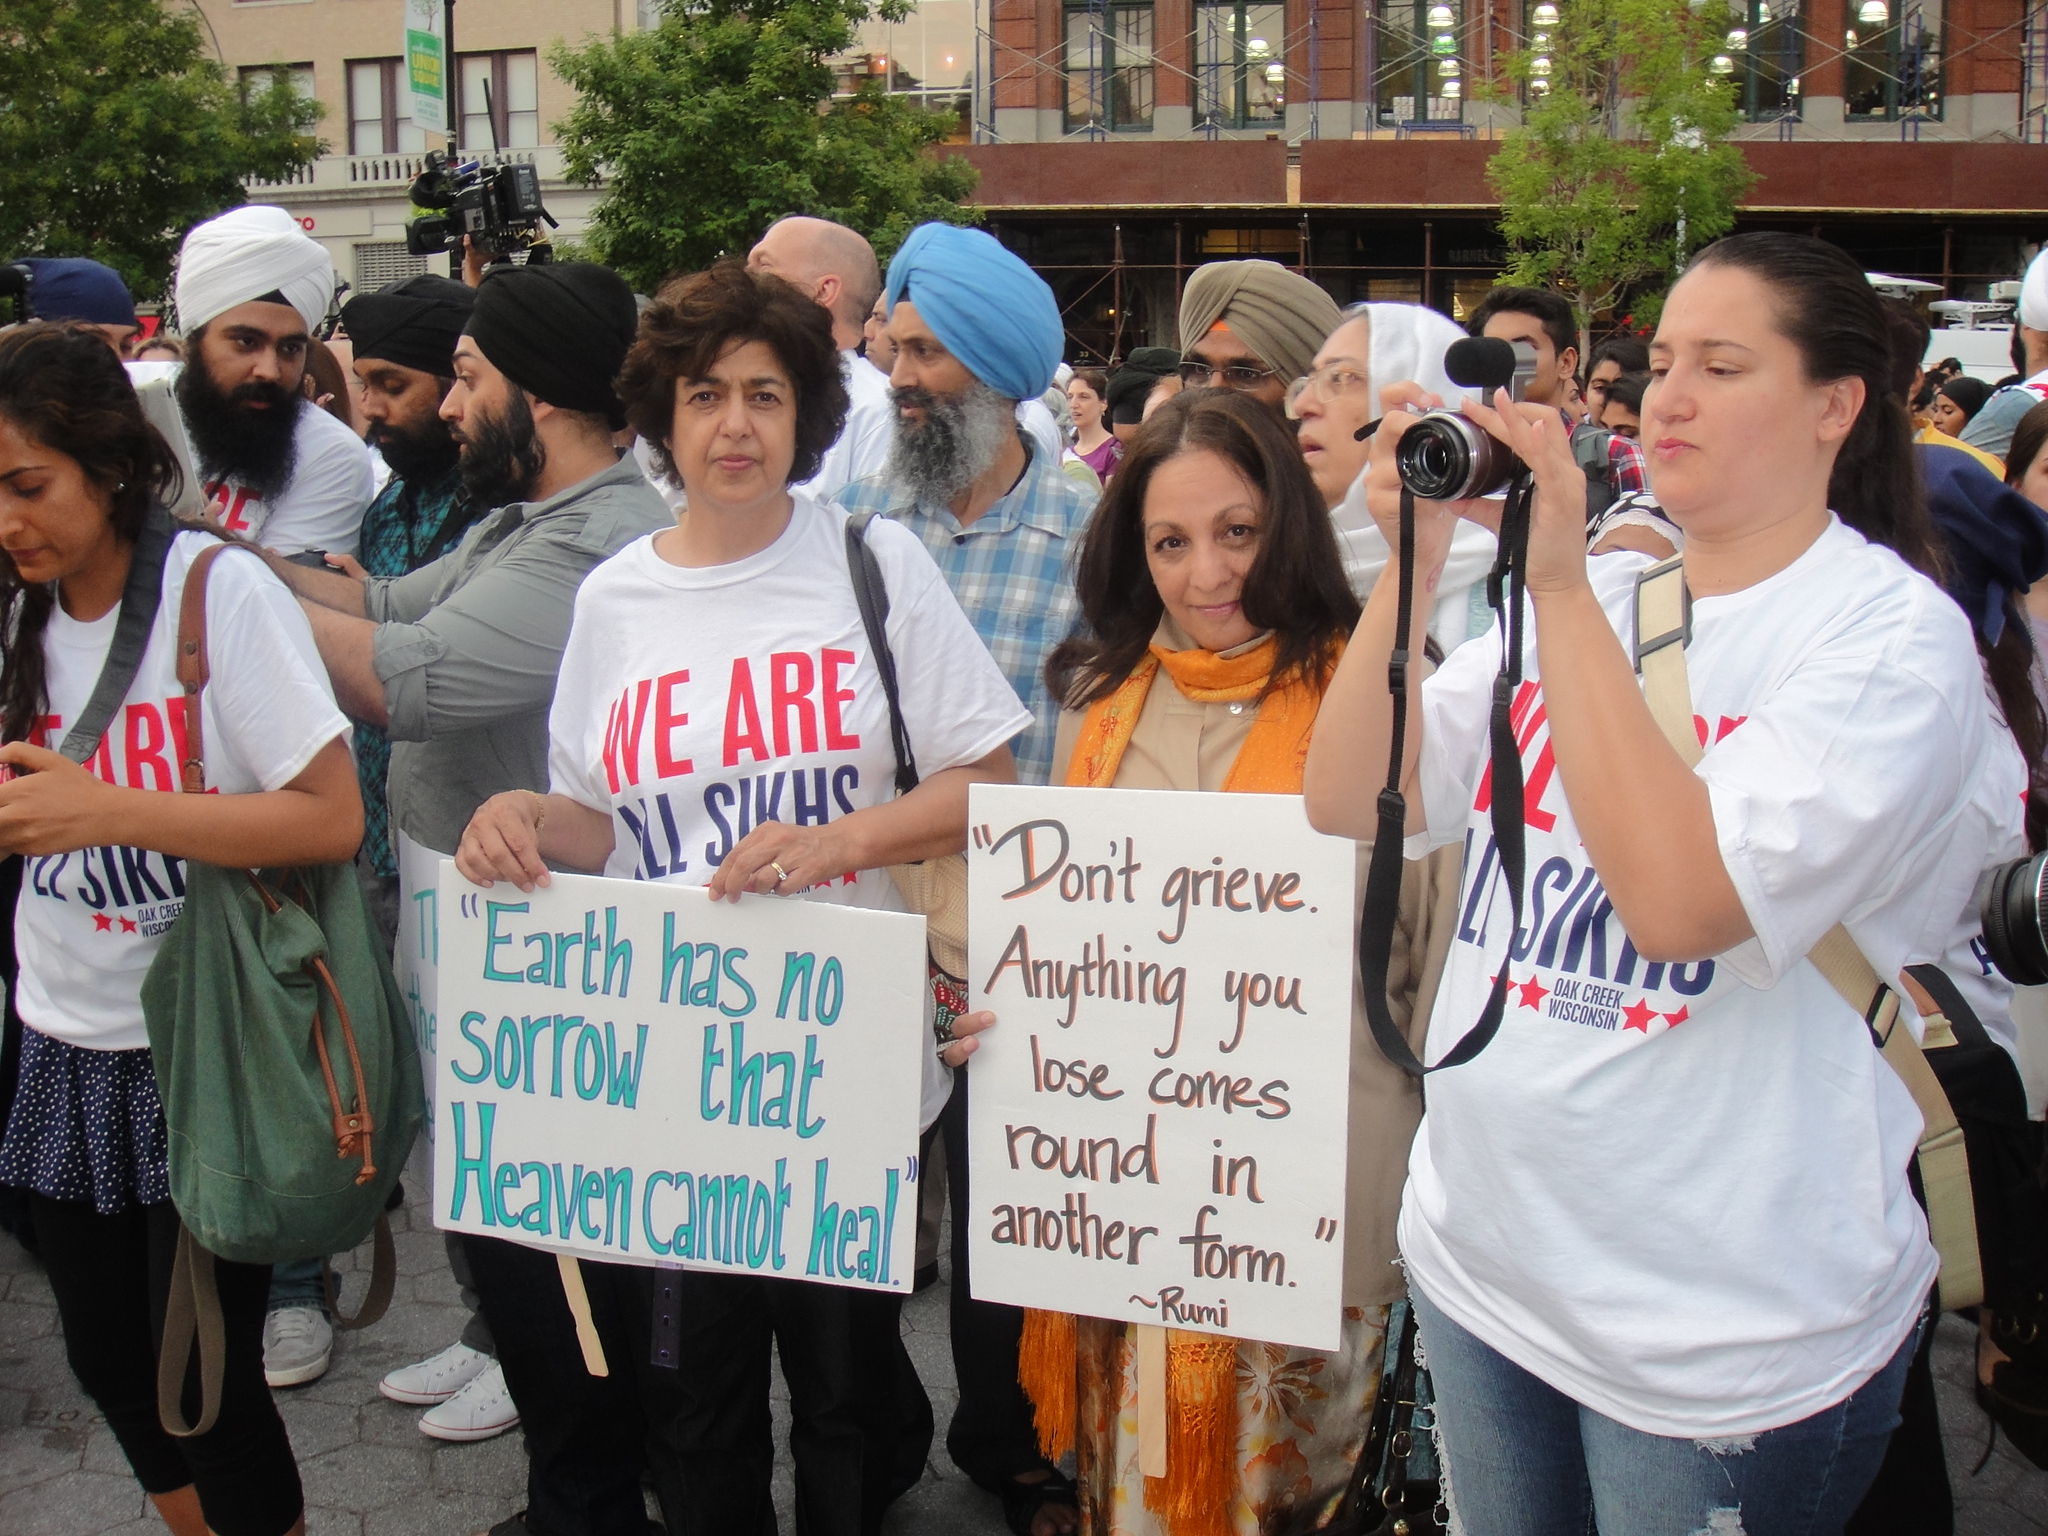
[770,861,791,884]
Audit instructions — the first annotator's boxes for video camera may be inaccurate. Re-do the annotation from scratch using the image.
[1392,336,1541,501]
[404,150,557,260]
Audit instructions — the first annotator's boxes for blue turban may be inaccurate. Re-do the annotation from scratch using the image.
[1920,443,2048,647]
[884,224,1062,402]
[21,258,137,328]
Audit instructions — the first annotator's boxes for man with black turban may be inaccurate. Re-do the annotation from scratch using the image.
[254,261,670,1527]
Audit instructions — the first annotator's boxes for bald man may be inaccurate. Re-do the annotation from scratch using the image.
[747,215,894,501]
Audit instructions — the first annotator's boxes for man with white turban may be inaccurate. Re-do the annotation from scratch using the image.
[170,204,373,558]
[1290,302,1498,648]
[1963,248,2048,461]
[1178,258,1343,415]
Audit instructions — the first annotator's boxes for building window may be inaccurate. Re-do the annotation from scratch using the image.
[1844,0,1942,119]
[1064,3,1155,133]
[1723,0,1804,119]
[1376,0,1464,124]
[1197,2,1286,128]
[459,51,541,150]
[239,63,315,103]
[348,59,429,155]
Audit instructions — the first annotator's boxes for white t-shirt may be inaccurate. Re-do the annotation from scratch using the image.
[1400,516,2018,1439]
[548,492,1032,1128]
[201,395,374,558]
[795,352,894,505]
[14,534,351,1051]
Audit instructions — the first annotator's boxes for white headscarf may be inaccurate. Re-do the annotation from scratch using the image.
[2021,247,2048,331]
[175,205,334,334]
[1331,302,1499,650]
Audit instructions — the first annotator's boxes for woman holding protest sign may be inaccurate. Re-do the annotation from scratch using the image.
[1302,233,2021,1531]
[455,260,1029,1536]
[1012,386,1461,1535]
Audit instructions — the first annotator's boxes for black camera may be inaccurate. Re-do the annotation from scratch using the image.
[1979,854,2048,985]
[1393,337,1541,501]
[404,150,555,259]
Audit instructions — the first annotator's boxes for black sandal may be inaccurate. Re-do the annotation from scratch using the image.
[1000,1469,1079,1536]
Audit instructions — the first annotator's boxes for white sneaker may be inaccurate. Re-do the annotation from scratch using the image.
[262,1307,333,1388]
[380,1339,497,1405]
[418,1359,519,1442]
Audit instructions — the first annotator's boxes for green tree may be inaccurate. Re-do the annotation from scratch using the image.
[552,0,979,293]
[0,0,323,302]
[1485,0,1755,346]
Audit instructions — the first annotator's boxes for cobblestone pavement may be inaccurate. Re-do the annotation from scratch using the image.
[0,1137,2042,1533]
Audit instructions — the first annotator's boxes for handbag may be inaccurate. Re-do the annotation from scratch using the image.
[140,541,424,1434]
[842,511,971,1031]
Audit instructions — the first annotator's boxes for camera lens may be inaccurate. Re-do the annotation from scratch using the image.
[1395,414,1479,500]
[1977,852,2048,985]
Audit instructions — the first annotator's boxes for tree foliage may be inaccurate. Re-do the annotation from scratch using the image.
[1486,0,1755,342]
[0,0,323,301]
[552,0,979,293]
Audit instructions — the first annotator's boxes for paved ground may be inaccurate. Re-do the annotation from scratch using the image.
[0,1136,2042,1534]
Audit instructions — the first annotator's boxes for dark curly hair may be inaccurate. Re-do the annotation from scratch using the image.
[618,260,849,488]
[1046,388,1361,708]
[0,323,183,745]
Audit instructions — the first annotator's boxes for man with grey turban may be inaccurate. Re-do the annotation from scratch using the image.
[169,205,374,557]
[1177,259,1343,415]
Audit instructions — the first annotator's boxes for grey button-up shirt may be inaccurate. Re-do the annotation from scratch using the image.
[366,454,672,855]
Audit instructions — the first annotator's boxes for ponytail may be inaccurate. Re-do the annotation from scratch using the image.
[1688,233,1942,577]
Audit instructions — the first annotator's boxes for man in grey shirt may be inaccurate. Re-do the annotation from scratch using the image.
[257,263,671,1531]
[1963,257,2048,462]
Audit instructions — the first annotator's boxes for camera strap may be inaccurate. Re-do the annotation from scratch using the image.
[1358,476,1535,1077]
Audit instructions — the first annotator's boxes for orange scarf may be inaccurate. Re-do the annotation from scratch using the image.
[1020,632,1338,1536]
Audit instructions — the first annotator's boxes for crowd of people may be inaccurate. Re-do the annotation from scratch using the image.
[2,203,2048,1536]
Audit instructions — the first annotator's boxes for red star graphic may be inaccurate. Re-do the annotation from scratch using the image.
[118,916,138,934]
[1621,999,1657,1032]
[1490,971,1508,993]
[92,913,113,932]
[1661,1006,1689,1028]
[1516,974,1551,1010]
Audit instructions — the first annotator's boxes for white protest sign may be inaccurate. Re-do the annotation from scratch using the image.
[397,832,441,1116]
[967,784,1356,1350]
[433,867,927,1290]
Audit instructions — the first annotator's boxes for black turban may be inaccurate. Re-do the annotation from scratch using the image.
[1106,347,1181,424]
[340,274,474,377]
[466,262,639,429]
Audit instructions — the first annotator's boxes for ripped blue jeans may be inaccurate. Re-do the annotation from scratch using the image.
[1409,1285,1920,1536]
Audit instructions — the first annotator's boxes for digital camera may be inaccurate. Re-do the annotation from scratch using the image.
[404,151,555,259]
[1393,337,1541,501]
[1979,854,2048,985]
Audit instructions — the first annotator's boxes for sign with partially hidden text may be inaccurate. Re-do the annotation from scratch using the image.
[966,785,1357,1350]
[432,867,927,1289]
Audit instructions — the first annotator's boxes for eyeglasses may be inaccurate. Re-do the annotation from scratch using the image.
[1179,359,1280,391]
[1283,364,1372,420]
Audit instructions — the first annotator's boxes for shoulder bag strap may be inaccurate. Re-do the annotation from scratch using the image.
[57,504,176,764]
[1902,962,1997,1052]
[172,541,243,793]
[842,511,919,794]
[1632,556,1983,1311]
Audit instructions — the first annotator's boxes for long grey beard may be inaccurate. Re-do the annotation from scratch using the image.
[886,380,1015,504]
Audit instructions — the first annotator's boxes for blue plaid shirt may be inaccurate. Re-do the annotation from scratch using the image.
[837,443,1095,786]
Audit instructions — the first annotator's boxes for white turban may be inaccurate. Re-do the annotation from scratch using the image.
[1362,301,1470,409]
[2022,248,2048,331]
[175,205,334,334]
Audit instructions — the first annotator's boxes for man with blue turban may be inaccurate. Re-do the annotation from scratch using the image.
[838,221,1091,1536]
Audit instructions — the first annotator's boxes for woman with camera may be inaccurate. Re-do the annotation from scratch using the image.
[0,323,362,1536]
[1018,387,1460,1534]
[1303,233,2022,1532]
[454,261,1028,1534]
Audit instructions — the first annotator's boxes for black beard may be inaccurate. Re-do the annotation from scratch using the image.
[456,388,545,509]
[885,380,1015,505]
[367,415,461,487]
[177,351,302,504]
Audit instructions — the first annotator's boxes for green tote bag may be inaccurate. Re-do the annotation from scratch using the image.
[139,542,424,1432]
